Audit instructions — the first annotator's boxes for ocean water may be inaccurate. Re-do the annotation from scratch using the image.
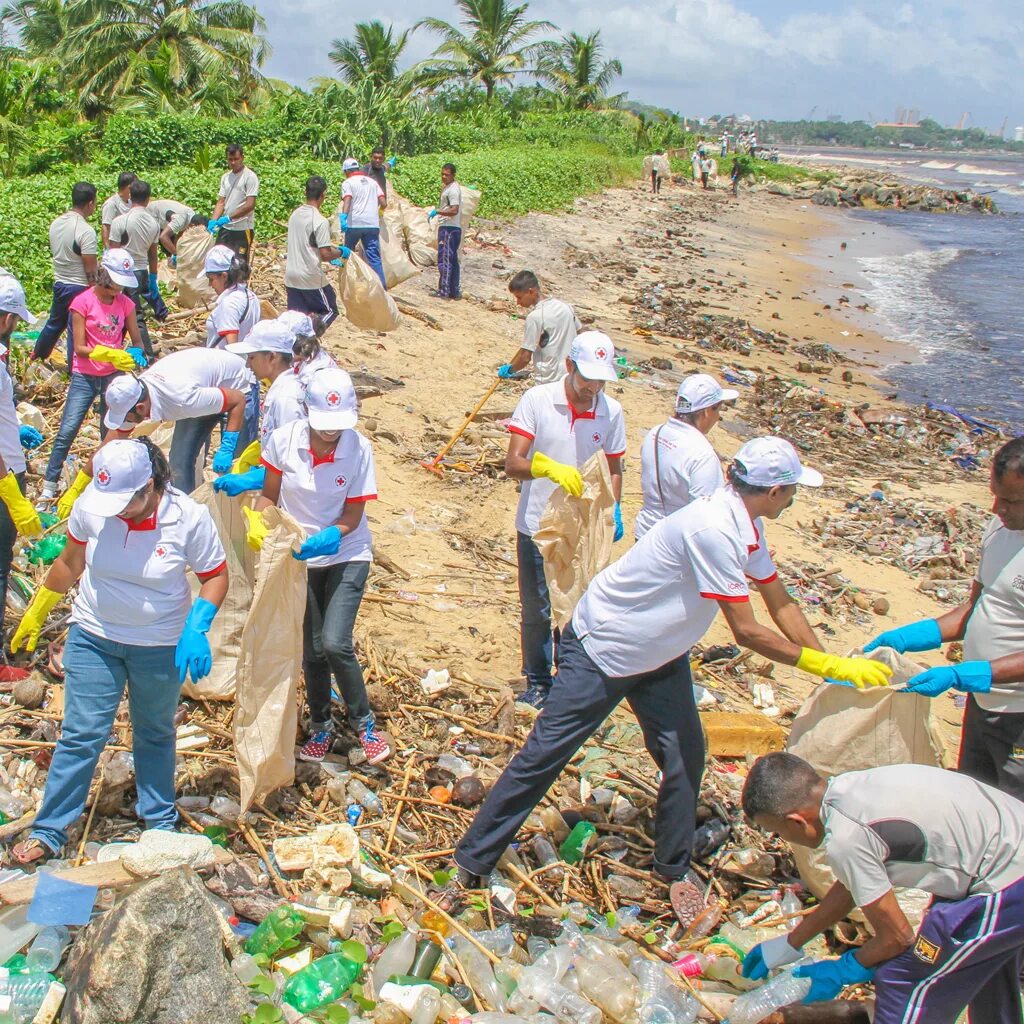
[783,147,1024,428]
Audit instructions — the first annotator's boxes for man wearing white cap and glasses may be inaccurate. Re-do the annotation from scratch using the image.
[635,372,738,539]
[505,330,626,709]
[450,436,892,891]
[340,157,386,288]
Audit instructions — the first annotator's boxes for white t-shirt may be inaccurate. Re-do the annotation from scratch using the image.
[67,488,225,646]
[260,372,305,446]
[49,211,97,287]
[508,379,626,537]
[101,193,130,228]
[261,420,376,567]
[821,765,1024,908]
[964,516,1024,712]
[141,349,252,423]
[572,487,777,677]
[635,419,724,539]
[149,199,195,236]
[285,205,332,290]
[218,167,259,231]
[342,175,384,229]
[439,182,462,228]
[205,285,260,348]
[296,348,337,387]
[522,298,580,385]
[0,360,25,475]
[109,207,159,270]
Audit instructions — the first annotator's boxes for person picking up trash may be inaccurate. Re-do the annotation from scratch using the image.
[741,752,1024,1023]
[447,438,890,896]
[203,244,260,349]
[497,270,581,385]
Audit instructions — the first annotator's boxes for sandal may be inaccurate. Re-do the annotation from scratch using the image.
[6,838,58,869]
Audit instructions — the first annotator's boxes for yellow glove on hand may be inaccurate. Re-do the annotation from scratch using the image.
[0,472,42,538]
[531,451,584,498]
[57,469,92,521]
[242,506,268,552]
[10,585,62,653]
[89,345,137,373]
[233,440,261,474]
[797,648,893,690]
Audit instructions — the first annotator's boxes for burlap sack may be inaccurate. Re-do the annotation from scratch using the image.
[175,229,217,308]
[533,452,616,630]
[338,252,401,332]
[379,220,419,289]
[460,185,482,223]
[235,507,306,811]
[402,203,438,268]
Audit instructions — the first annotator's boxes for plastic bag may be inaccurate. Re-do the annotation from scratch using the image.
[175,229,217,309]
[338,252,401,332]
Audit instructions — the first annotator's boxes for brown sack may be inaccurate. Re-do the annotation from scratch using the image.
[379,220,419,289]
[338,252,401,332]
[401,204,439,268]
[175,229,217,309]
[459,185,482,224]
[235,508,306,811]
[533,451,616,630]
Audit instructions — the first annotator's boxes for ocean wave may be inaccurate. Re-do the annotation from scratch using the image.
[954,163,1014,176]
[920,161,955,170]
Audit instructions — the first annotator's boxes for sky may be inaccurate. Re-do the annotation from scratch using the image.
[254,0,1023,133]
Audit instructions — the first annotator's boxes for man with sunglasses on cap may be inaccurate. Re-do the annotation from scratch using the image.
[505,331,626,709]
[635,372,738,539]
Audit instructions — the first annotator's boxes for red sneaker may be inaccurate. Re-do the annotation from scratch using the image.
[298,730,332,763]
[360,720,391,765]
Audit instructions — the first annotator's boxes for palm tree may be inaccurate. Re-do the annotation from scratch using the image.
[535,31,622,110]
[0,0,74,56]
[329,20,411,91]
[417,0,555,102]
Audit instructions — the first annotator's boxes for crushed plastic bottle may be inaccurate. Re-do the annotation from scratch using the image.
[724,967,812,1024]
[633,956,698,1024]
[472,923,515,958]
[282,952,362,1012]
[243,904,305,957]
[0,969,53,1024]
[515,963,601,1024]
[348,779,382,814]
[572,937,638,1022]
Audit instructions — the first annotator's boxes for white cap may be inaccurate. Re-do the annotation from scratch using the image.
[276,310,315,339]
[731,436,823,488]
[78,440,153,517]
[342,158,361,172]
[204,245,236,274]
[104,376,145,430]
[568,331,617,382]
[0,275,36,325]
[100,248,138,288]
[305,367,358,431]
[227,319,295,356]
[675,373,739,414]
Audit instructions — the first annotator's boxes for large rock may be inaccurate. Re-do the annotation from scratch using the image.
[812,187,839,207]
[62,867,249,1024]
[766,182,794,196]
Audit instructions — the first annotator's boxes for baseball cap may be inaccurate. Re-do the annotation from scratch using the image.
[100,248,138,289]
[305,367,358,431]
[103,375,146,431]
[78,440,153,517]
[227,319,295,356]
[731,436,823,488]
[675,373,739,414]
[342,158,361,172]
[568,331,617,382]
[0,275,37,325]
[204,245,236,274]
[276,310,315,339]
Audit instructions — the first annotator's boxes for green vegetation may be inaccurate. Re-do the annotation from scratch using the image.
[716,153,825,185]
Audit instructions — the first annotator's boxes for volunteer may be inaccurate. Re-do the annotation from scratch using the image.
[505,332,626,709]
[498,270,581,385]
[149,199,201,258]
[100,171,136,248]
[38,249,147,506]
[285,175,350,327]
[204,244,260,348]
[650,149,670,194]
[740,753,1024,1022]
[634,372,737,539]
[245,368,388,766]
[33,181,98,362]
[429,163,462,300]
[449,437,891,890]
[362,146,396,199]
[340,157,386,287]
[278,310,337,383]
[7,438,227,865]
[208,144,259,257]
[865,435,1024,800]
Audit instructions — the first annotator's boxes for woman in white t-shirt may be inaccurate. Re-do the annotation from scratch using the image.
[203,244,260,349]
[7,438,227,864]
[243,368,388,766]
[277,309,338,385]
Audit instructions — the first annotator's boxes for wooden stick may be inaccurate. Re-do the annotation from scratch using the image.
[399,704,517,743]
[240,823,292,900]
[502,860,560,911]
[385,754,417,854]
[422,378,501,469]
[73,780,103,868]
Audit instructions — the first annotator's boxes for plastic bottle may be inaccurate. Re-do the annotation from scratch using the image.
[409,937,443,980]
[210,795,242,823]
[573,940,638,1022]
[716,923,783,955]
[633,957,697,1024]
[410,985,441,1024]
[371,930,417,996]
[515,965,601,1024]
[537,806,570,843]
[0,788,29,821]
[436,754,474,778]
[282,952,362,1013]
[525,936,551,961]
[25,927,70,973]
[781,887,802,919]
[672,951,716,978]
[348,780,382,814]
[472,924,515,958]
[326,775,352,805]
[725,969,812,1024]
[529,835,563,882]
[231,953,263,984]
[0,970,54,1023]
[242,904,306,957]
[558,821,596,865]
[452,936,507,1012]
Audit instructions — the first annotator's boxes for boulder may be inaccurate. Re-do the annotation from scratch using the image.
[62,867,249,1024]
[766,182,793,196]
[812,187,839,207]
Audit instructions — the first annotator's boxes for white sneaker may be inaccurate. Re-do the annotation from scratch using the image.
[35,483,56,510]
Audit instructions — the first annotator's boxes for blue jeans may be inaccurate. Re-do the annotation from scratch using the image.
[516,531,556,690]
[32,282,87,362]
[437,226,462,299]
[44,372,114,483]
[31,625,182,853]
[344,227,386,288]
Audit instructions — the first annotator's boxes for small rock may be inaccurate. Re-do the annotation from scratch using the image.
[121,829,217,877]
[872,597,891,616]
[12,674,46,709]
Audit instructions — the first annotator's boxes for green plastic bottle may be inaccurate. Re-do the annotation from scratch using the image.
[282,952,361,1012]
[242,904,306,957]
[559,821,596,865]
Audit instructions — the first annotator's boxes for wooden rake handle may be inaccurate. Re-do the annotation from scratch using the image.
[427,376,502,467]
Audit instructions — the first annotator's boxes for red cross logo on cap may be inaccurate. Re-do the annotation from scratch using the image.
[155,545,167,557]
[96,469,111,487]
[596,348,607,359]
[335,475,347,487]
[326,391,341,407]
[122,258,132,271]
[592,432,601,443]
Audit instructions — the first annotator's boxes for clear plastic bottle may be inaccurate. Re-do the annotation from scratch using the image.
[632,957,698,1024]
[25,926,70,972]
[0,969,54,1023]
[573,940,638,1022]
[515,965,601,1024]
[436,754,474,778]
[472,923,515,958]
[371,930,418,995]
[725,969,812,1024]
[348,780,382,814]
[0,787,29,820]
[529,835,563,883]
[231,953,263,984]
[781,886,803,919]
[452,935,507,1012]
[210,795,242,823]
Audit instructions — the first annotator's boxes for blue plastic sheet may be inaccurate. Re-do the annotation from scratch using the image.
[27,871,98,926]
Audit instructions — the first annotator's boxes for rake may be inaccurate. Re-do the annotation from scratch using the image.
[419,378,502,476]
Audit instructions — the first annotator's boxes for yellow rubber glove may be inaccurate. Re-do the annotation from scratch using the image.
[89,345,137,373]
[57,469,92,520]
[0,472,42,538]
[242,505,268,552]
[797,648,893,690]
[10,586,62,653]
[233,440,261,474]
[531,451,584,497]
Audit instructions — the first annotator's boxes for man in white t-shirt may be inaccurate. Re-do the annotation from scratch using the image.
[741,754,1024,1022]
[431,163,463,299]
[149,199,200,258]
[635,372,737,539]
[209,144,259,259]
[497,270,581,385]
[340,157,386,287]
[865,436,1024,801]
[100,171,135,248]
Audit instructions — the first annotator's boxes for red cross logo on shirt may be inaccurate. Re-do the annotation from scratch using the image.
[592,432,602,444]
[596,348,607,359]
[155,545,167,557]
[96,469,111,486]
[335,475,347,487]
[326,391,341,407]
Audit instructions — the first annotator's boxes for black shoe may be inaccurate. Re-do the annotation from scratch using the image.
[433,862,484,912]
[515,685,550,710]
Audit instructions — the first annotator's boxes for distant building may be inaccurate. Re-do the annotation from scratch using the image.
[1015,126,1024,142]
[874,122,921,129]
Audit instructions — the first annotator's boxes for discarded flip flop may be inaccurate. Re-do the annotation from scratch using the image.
[47,639,65,681]
[669,870,709,930]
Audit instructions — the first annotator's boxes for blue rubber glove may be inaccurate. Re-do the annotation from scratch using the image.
[126,346,147,368]
[497,363,515,379]
[293,525,342,561]
[213,465,266,496]
[741,935,804,981]
[175,597,218,684]
[906,661,992,698]
[864,618,942,655]
[329,247,353,266]
[427,208,438,221]
[169,254,177,269]
[793,951,875,1004]
[206,219,220,235]
[211,430,240,475]
[147,272,159,299]
[339,212,349,232]
[613,502,624,542]
[387,156,397,168]
[19,425,43,450]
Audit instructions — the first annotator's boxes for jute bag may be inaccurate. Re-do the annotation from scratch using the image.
[379,220,419,289]
[175,229,217,308]
[338,252,401,332]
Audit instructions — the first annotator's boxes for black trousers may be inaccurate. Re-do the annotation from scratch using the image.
[126,270,167,359]
[455,624,705,878]
[959,695,1024,802]
[217,227,254,259]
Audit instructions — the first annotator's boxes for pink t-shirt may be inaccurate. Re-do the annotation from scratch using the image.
[69,288,136,376]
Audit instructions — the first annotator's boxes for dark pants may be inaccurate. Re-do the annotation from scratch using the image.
[0,471,25,645]
[701,172,709,189]
[286,285,339,327]
[650,170,661,194]
[437,226,461,299]
[217,227,254,259]
[959,696,1024,802]
[343,227,385,288]
[33,282,88,361]
[44,372,114,483]
[303,561,371,730]
[455,625,705,878]
[517,531,556,691]
[873,876,1024,1024]
[126,270,167,359]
